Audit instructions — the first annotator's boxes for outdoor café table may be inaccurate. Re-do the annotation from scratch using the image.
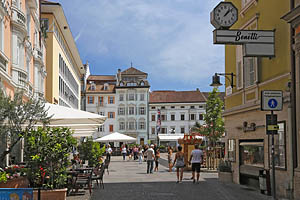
[73,167,93,173]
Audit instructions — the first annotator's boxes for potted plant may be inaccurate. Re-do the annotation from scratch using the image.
[24,127,76,200]
[218,160,233,183]
[0,165,29,188]
[78,137,105,167]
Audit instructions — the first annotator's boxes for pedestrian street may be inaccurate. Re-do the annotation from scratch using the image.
[90,156,272,200]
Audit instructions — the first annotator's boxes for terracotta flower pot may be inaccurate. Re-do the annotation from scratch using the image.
[0,177,29,188]
[33,188,67,200]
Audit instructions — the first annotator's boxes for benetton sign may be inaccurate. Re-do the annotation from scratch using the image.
[213,30,275,44]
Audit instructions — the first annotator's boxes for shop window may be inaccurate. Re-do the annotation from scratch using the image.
[240,141,264,167]
[269,122,286,169]
[228,139,236,162]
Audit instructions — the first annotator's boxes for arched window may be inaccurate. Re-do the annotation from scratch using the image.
[104,83,109,90]
[140,81,145,86]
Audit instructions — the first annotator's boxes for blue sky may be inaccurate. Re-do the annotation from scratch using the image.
[55,0,224,92]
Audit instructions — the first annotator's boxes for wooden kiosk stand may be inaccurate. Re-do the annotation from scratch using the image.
[178,134,203,171]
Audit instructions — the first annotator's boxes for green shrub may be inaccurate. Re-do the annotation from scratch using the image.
[24,127,77,189]
[78,137,105,167]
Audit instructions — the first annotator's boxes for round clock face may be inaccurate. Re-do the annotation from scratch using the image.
[211,2,238,29]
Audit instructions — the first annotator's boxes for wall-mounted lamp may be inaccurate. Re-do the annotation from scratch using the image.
[210,72,236,88]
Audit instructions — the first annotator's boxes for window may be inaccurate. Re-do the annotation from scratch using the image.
[151,115,155,121]
[99,96,103,106]
[161,127,167,134]
[228,139,236,162]
[140,94,144,101]
[181,106,185,108]
[199,105,203,109]
[0,17,4,52]
[88,96,94,104]
[151,127,156,135]
[244,57,257,88]
[139,107,145,115]
[98,111,104,116]
[129,121,135,130]
[161,114,166,121]
[181,114,185,121]
[98,125,104,132]
[242,0,254,8]
[161,106,165,109]
[119,122,125,130]
[108,112,115,119]
[171,106,175,109]
[129,94,135,101]
[170,127,175,134]
[91,84,96,91]
[190,106,195,109]
[151,106,156,109]
[190,114,195,120]
[171,114,175,121]
[269,122,286,169]
[129,107,134,115]
[240,141,264,167]
[199,114,204,120]
[109,125,114,132]
[41,18,49,31]
[236,45,243,89]
[118,107,125,115]
[108,96,114,104]
[181,127,185,134]
[119,94,124,101]
[104,84,108,90]
[139,121,145,130]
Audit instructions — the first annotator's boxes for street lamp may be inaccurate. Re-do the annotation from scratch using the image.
[210,72,236,88]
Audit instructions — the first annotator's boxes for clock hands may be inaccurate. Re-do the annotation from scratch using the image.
[223,8,233,17]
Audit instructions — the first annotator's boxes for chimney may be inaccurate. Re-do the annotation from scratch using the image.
[196,88,199,91]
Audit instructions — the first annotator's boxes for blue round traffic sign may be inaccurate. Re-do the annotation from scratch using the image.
[268,98,278,108]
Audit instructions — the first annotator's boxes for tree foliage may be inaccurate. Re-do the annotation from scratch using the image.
[24,127,77,189]
[192,88,225,146]
[0,90,51,166]
[78,137,105,167]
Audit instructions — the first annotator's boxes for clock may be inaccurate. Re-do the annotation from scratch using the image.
[210,2,238,29]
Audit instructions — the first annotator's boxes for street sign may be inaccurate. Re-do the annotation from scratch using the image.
[261,90,283,111]
[213,29,275,44]
[266,114,278,135]
[243,43,275,57]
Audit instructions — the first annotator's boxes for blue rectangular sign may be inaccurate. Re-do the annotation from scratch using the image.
[0,188,33,200]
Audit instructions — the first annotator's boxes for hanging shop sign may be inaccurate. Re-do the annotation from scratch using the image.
[213,30,275,44]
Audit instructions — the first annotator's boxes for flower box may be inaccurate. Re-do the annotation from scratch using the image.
[33,188,67,200]
[0,177,29,188]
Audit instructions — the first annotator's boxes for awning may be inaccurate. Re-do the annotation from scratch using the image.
[94,132,136,143]
[41,103,106,137]
[158,134,205,142]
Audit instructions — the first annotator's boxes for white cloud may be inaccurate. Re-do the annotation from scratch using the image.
[57,0,223,90]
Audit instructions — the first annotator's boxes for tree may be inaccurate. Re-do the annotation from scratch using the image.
[192,88,225,147]
[0,90,50,167]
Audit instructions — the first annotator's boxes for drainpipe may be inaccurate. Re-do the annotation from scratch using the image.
[289,0,296,197]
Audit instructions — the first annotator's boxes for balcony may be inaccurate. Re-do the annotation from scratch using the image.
[11,6,26,33]
[33,47,43,64]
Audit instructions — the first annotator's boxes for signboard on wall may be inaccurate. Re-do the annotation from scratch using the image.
[213,30,275,44]
[243,43,275,57]
[261,90,283,111]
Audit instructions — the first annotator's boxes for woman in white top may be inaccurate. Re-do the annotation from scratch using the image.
[121,145,127,161]
[138,147,143,164]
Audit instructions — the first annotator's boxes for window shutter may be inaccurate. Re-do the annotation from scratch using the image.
[236,45,243,89]
[113,96,115,104]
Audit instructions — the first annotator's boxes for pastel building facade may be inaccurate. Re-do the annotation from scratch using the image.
[41,0,85,109]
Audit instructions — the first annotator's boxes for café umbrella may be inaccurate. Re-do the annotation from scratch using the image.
[94,132,136,143]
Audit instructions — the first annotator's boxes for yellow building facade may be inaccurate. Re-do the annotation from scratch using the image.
[41,1,85,109]
[223,0,292,198]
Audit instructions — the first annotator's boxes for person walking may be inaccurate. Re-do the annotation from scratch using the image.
[167,146,173,172]
[173,146,185,183]
[106,144,112,161]
[138,147,144,164]
[189,144,203,184]
[121,145,127,161]
[154,148,160,172]
[145,144,155,174]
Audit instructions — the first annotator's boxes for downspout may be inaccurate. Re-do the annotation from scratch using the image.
[289,0,296,197]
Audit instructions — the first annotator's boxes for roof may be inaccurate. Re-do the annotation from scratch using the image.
[121,67,147,76]
[87,75,116,81]
[149,90,207,103]
[86,84,115,93]
[202,92,225,102]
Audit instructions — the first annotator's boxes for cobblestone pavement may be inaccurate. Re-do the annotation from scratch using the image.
[88,156,272,200]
